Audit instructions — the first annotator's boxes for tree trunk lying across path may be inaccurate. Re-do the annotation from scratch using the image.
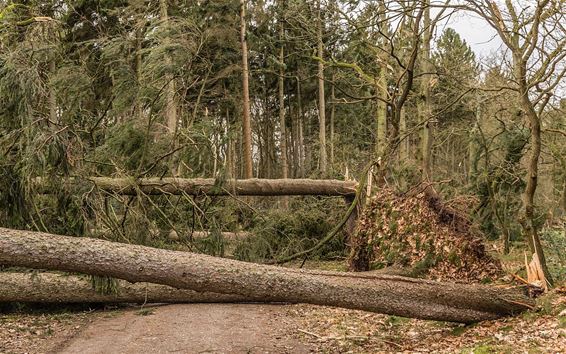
[0,272,266,303]
[33,177,358,196]
[0,228,533,323]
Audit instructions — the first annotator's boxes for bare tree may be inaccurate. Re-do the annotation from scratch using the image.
[463,0,566,286]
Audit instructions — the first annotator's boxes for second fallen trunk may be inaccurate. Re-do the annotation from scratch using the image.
[0,227,533,323]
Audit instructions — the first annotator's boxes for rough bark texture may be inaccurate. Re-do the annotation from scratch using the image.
[419,0,433,181]
[0,228,533,323]
[34,177,358,196]
[316,0,327,175]
[0,272,263,304]
[240,0,253,178]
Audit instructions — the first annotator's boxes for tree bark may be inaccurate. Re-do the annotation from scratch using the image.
[278,2,289,208]
[34,177,358,196]
[316,0,327,175]
[330,72,336,168]
[240,0,253,178]
[419,0,433,181]
[0,272,262,304]
[278,3,288,182]
[0,228,534,323]
[297,75,305,177]
[399,106,408,162]
[159,0,177,136]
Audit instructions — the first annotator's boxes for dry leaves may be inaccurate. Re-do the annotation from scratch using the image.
[356,189,501,282]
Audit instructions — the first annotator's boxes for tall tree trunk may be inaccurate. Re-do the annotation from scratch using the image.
[159,0,177,135]
[135,26,144,123]
[48,61,57,125]
[515,56,553,285]
[317,0,327,176]
[399,106,408,161]
[297,76,305,177]
[240,0,253,178]
[420,0,433,181]
[375,77,387,160]
[0,228,534,324]
[330,72,336,169]
[278,2,288,182]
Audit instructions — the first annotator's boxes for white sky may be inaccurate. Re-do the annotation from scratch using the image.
[435,9,505,58]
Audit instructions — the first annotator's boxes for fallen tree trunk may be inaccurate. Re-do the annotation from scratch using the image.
[0,228,533,323]
[33,177,358,196]
[0,272,266,303]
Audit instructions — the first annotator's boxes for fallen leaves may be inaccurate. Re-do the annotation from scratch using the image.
[354,188,501,282]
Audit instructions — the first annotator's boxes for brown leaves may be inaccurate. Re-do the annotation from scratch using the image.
[355,188,501,282]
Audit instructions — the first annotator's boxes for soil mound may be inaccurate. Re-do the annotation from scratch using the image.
[350,188,501,282]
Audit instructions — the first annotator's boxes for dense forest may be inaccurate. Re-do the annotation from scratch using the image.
[0,0,565,352]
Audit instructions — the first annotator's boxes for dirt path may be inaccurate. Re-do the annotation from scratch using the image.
[57,304,314,354]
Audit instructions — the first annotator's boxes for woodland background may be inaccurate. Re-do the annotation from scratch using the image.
[0,0,565,283]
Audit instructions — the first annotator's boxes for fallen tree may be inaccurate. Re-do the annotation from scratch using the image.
[0,272,264,303]
[0,227,534,323]
[33,177,358,196]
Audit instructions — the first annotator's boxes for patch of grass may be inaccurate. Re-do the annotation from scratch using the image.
[136,308,155,316]
[450,325,469,336]
[499,325,513,332]
[385,315,410,327]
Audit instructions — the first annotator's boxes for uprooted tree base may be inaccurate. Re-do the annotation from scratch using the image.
[0,227,533,323]
[349,188,501,282]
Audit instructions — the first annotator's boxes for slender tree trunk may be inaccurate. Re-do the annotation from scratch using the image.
[159,0,177,135]
[330,72,336,169]
[399,106,408,161]
[297,77,305,177]
[375,78,387,159]
[516,55,553,285]
[135,26,144,123]
[240,0,253,178]
[291,98,299,178]
[468,104,480,182]
[48,61,57,125]
[278,2,288,183]
[317,0,327,176]
[0,228,534,323]
[278,12,289,209]
[420,0,433,181]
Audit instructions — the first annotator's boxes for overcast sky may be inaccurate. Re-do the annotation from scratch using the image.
[436,10,504,58]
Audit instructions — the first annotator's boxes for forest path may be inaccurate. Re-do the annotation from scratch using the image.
[57,303,314,354]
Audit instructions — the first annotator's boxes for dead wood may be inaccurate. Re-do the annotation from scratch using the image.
[0,227,534,323]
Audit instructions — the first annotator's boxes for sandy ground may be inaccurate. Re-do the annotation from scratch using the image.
[57,304,314,354]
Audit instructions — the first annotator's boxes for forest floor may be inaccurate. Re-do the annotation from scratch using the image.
[0,296,564,354]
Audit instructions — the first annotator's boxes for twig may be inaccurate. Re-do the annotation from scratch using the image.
[297,329,321,338]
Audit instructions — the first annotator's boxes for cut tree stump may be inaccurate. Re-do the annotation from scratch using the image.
[0,227,534,323]
[33,177,358,196]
